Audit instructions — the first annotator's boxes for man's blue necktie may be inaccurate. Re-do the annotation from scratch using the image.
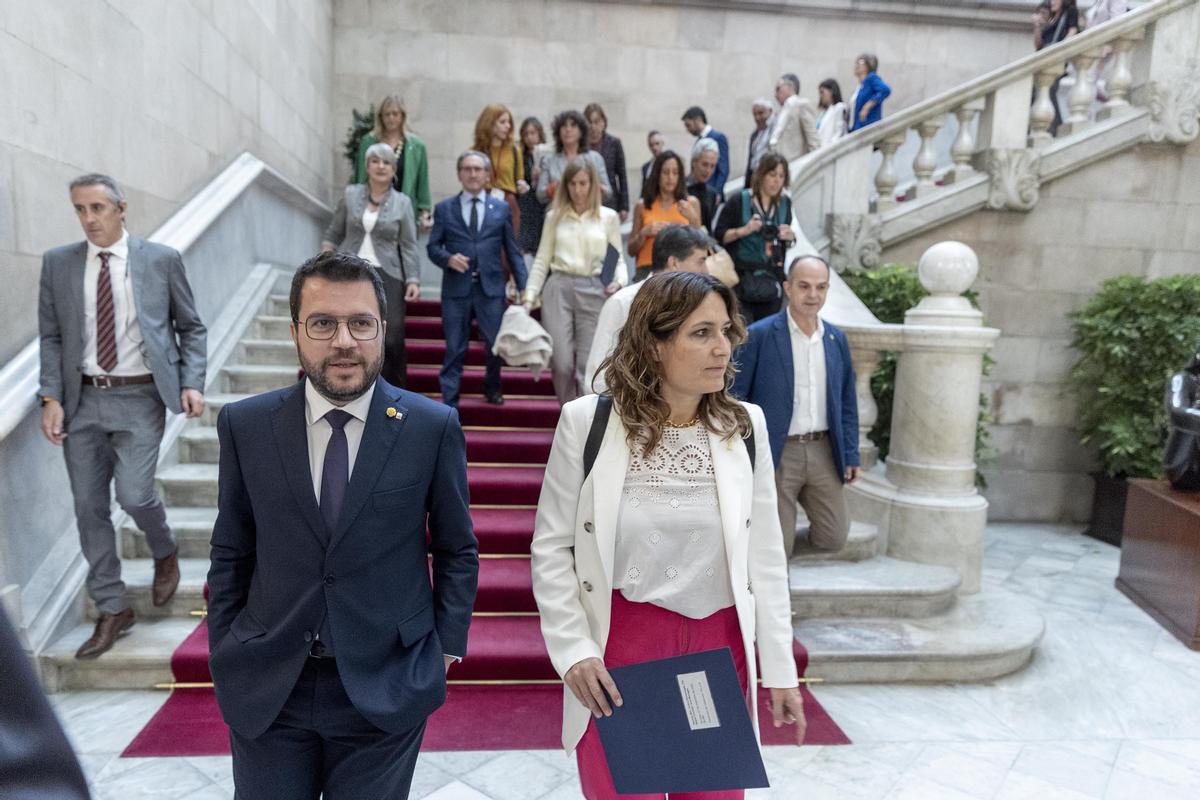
[319,409,353,536]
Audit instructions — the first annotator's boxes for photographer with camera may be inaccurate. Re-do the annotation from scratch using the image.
[714,152,796,322]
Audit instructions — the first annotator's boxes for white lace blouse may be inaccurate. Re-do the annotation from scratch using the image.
[613,423,734,619]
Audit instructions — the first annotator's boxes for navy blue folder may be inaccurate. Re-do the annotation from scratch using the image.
[600,243,621,286]
[595,648,769,794]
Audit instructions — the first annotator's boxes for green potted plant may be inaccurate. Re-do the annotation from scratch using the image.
[1069,274,1200,545]
[342,104,375,181]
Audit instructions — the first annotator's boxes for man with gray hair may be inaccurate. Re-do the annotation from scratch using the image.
[769,73,819,163]
[427,150,527,408]
[687,137,722,232]
[39,173,207,658]
[746,96,774,184]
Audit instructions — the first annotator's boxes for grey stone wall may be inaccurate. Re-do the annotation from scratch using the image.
[882,138,1200,522]
[331,0,1032,201]
[0,0,335,364]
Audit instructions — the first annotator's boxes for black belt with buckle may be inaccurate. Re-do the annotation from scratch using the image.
[787,431,827,442]
[82,374,155,388]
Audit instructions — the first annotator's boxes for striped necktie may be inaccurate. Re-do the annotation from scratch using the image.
[96,251,118,373]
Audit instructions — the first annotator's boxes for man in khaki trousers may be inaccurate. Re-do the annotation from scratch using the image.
[732,256,860,556]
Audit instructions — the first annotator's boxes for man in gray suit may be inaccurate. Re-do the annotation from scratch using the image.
[38,173,207,659]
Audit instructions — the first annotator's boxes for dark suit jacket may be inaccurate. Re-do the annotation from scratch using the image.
[206,378,478,737]
[0,609,90,800]
[732,311,860,479]
[38,235,207,420]
[426,193,527,300]
[702,128,731,193]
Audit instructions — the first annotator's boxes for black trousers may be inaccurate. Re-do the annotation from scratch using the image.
[230,658,426,800]
[380,270,408,388]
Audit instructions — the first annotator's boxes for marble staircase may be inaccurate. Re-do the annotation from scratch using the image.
[39,282,1044,691]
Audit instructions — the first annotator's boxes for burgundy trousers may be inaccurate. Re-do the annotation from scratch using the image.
[575,591,749,800]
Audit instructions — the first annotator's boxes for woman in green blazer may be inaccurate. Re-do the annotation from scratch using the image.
[353,95,433,230]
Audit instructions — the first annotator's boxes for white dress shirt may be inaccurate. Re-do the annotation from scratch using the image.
[356,207,380,266]
[786,310,828,436]
[304,379,374,502]
[82,230,148,375]
[458,191,487,231]
[613,423,734,619]
[583,280,645,394]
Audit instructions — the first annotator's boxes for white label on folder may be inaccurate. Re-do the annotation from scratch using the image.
[677,671,721,731]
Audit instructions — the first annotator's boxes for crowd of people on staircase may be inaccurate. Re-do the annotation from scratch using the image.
[26,63,880,796]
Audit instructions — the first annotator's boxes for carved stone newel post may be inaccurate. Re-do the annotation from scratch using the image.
[884,242,999,593]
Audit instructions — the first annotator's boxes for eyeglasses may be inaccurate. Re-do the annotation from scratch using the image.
[300,315,380,341]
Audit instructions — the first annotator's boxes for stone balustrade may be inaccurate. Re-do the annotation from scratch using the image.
[841,242,1000,593]
[775,0,1200,272]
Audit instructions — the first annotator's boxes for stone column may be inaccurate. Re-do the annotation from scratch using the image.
[883,242,999,593]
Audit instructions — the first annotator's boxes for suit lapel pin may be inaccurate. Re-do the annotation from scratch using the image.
[386,407,403,421]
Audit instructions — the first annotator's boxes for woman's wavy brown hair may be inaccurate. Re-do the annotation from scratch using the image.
[597,271,752,455]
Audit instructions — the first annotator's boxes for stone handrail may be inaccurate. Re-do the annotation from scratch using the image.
[742,0,1198,270]
[0,152,328,442]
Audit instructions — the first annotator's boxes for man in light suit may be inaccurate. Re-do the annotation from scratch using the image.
[207,251,478,799]
[427,150,528,408]
[732,256,860,557]
[681,105,730,193]
[769,73,820,163]
[39,173,207,659]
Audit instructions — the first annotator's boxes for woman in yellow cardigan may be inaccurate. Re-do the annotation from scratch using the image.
[353,94,432,230]
[473,103,530,237]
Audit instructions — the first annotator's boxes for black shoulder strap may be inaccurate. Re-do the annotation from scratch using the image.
[583,394,754,478]
[583,395,613,481]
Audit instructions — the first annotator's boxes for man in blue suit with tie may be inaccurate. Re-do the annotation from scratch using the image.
[207,251,478,798]
[733,255,860,557]
[682,105,730,194]
[427,150,528,408]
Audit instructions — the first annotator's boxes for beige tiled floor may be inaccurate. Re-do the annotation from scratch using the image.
[50,524,1200,799]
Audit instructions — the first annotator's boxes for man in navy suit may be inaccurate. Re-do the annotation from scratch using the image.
[733,255,860,557]
[681,105,730,194]
[207,251,478,799]
[427,150,528,408]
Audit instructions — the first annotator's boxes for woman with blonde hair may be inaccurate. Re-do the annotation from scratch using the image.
[473,103,529,235]
[523,159,624,403]
[353,94,432,230]
[531,271,806,799]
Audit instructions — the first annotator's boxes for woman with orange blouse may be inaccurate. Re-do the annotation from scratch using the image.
[474,104,530,235]
[627,150,701,283]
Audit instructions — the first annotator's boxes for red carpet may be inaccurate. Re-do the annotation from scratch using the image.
[124,297,849,757]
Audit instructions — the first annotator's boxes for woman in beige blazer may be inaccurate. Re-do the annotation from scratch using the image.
[530,272,805,799]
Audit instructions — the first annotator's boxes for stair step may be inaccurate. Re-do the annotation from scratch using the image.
[799,586,1045,683]
[408,338,488,367]
[789,556,961,618]
[466,430,553,465]
[122,507,219,559]
[455,616,557,682]
[122,506,536,558]
[200,393,252,425]
[406,366,554,397]
[254,315,294,340]
[239,338,299,366]
[39,616,198,692]
[179,427,221,463]
[86,558,209,620]
[456,397,560,429]
[157,463,545,509]
[475,558,536,613]
[791,521,878,563]
[222,364,303,394]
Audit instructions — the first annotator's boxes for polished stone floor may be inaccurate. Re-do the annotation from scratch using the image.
[49,524,1200,799]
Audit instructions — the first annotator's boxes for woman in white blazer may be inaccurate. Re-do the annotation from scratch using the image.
[815,78,848,149]
[530,272,805,799]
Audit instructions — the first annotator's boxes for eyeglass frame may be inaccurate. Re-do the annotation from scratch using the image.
[295,314,383,341]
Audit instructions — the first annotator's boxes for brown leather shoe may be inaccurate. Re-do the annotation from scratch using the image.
[75,609,136,659]
[152,550,180,607]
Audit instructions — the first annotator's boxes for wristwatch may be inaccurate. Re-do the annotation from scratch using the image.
[40,396,57,407]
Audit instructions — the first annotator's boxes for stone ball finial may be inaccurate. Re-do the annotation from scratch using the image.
[918,241,978,296]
